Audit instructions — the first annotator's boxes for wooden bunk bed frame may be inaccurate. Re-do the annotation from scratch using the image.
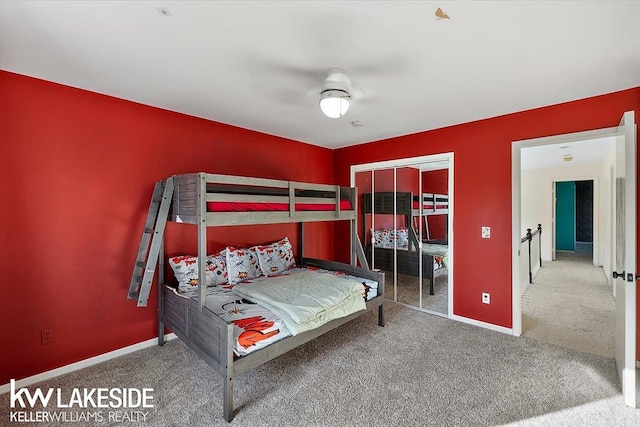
[129,173,385,422]
[361,191,447,295]
[415,192,449,243]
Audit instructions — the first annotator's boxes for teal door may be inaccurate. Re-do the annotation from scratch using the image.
[555,181,575,251]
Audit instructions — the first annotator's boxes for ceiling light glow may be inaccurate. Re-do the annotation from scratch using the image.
[320,90,350,119]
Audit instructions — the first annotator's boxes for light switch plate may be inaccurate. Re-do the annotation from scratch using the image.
[482,226,491,238]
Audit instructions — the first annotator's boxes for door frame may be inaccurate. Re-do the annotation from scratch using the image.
[614,111,637,407]
[511,126,619,336]
[554,180,577,254]
[350,153,454,318]
[551,178,599,266]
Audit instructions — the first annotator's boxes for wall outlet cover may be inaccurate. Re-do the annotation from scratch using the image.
[482,293,490,304]
[41,328,54,345]
[481,226,491,238]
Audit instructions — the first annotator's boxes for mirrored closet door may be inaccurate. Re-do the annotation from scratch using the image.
[393,166,421,308]
[354,159,450,316]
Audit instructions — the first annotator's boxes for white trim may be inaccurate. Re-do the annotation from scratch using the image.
[350,152,454,318]
[350,154,453,174]
[512,144,523,336]
[447,155,454,318]
[0,333,176,395]
[451,314,513,335]
[515,126,618,149]
[617,111,637,407]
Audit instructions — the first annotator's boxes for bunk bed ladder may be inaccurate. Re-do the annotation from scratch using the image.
[127,177,174,307]
[423,214,430,241]
[412,215,428,241]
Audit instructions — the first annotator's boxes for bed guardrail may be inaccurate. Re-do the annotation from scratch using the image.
[170,173,356,226]
[420,192,449,214]
[520,224,542,288]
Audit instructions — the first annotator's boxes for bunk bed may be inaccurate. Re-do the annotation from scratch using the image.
[128,173,384,422]
[362,191,448,295]
[415,192,449,243]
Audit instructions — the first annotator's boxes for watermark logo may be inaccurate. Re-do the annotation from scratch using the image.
[8,380,154,423]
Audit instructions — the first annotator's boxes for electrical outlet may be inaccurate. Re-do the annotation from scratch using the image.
[481,227,491,238]
[482,293,490,304]
[41,328,54,345]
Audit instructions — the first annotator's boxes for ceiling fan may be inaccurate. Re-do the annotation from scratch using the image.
[319,68,352,119]
[239,5,448,120]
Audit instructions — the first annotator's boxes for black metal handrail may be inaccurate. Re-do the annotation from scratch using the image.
[520,224,542,284]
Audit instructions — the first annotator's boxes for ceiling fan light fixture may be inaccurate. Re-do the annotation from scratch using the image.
[320,89,351,118]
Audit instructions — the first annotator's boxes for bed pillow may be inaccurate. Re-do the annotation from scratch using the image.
[225,246,262,285]
[255,237,296,276]
[207,250,228,285]
[169,251,227,294]
[372,228,409,249]
[395,228,409,248]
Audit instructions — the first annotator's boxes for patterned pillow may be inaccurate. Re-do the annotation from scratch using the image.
[372,228,409,249]
[255,237,296,276]
[169,251,227,294]
[225,246,262,285]
[207,250,228,284]
[395,228,409,248]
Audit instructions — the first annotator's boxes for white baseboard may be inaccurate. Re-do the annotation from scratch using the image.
[0,333,176,395]
[451,314,513,335]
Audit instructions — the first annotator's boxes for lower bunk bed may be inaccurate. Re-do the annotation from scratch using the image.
[360,191,448,296]
[159,257,384,422]
[365,243,447,295]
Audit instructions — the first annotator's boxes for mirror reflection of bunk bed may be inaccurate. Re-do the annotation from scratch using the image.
[416,192,449,244]
[362,191,448,295]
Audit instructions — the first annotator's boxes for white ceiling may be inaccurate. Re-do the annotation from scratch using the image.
[1,1,639,149]
[521,137,616,170]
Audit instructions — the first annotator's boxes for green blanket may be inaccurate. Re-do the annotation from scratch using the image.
[232,270,366,335]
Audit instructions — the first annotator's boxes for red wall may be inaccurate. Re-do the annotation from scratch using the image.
[422,169,448,241]
[334,87,640,331]
[2,70,639,383]
[0,71,336,385]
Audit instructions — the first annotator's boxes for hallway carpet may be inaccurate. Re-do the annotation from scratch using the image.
[522,252,615,358]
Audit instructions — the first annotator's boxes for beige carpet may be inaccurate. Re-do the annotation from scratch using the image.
[521,252,615,358]
[2,303,637,426]
[383,270,448,314]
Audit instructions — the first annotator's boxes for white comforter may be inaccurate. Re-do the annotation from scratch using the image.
[232,270,366,335]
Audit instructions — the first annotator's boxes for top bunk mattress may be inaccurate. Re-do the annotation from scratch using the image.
[207,199,352,212]
[412,201,448,211]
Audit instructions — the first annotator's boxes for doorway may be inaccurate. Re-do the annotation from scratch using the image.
[515,134,615,333]
[552,179,597,264]
[511,111,637,407]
